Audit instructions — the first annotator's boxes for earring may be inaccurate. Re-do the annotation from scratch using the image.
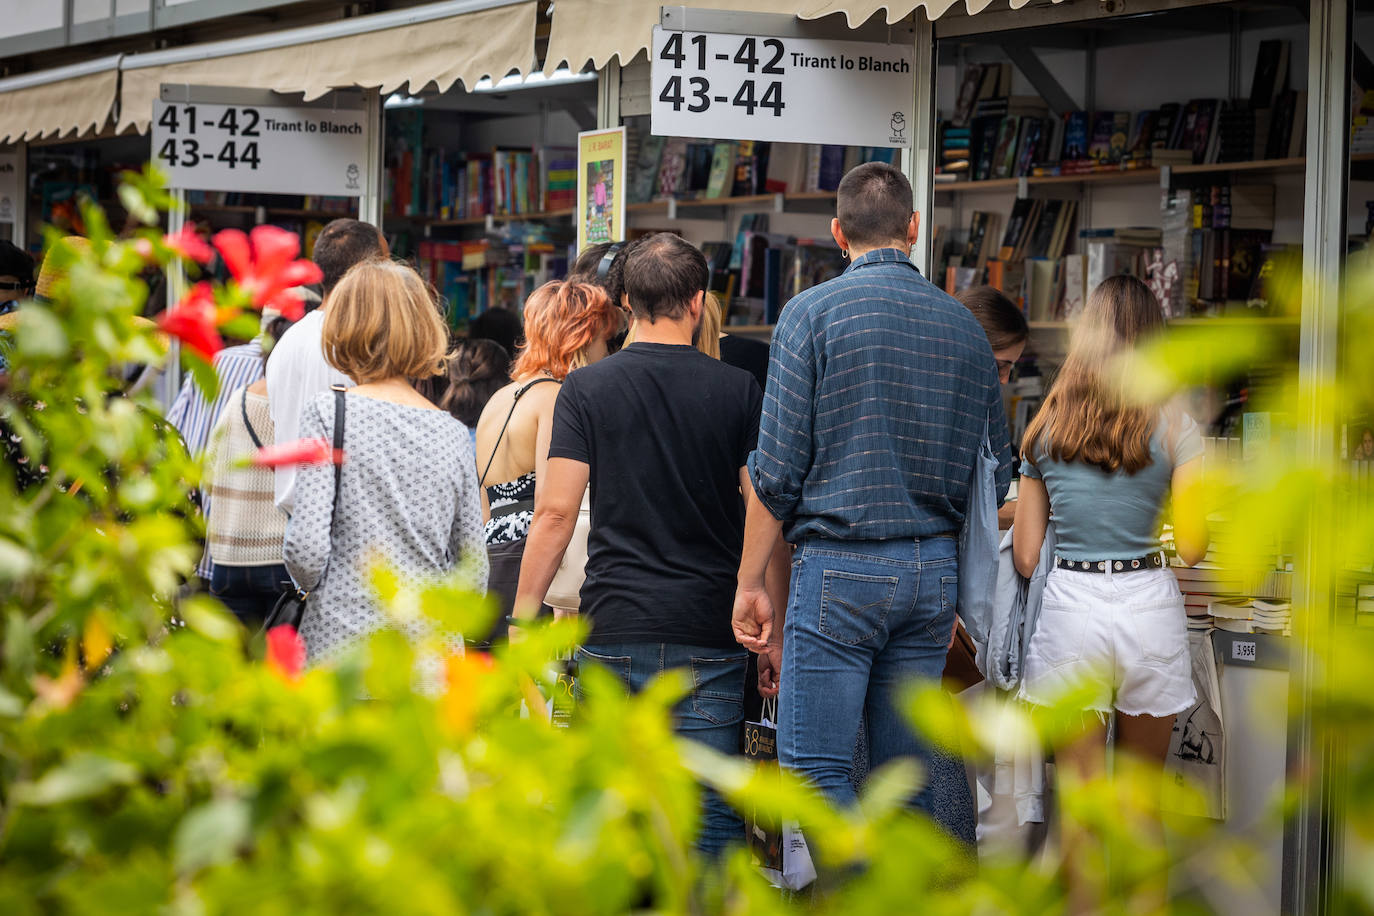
[841,249,849,260]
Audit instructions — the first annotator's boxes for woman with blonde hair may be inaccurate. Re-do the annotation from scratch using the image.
[284,259,487,673]
[1013,274,1208,902]
[475,280,619,635]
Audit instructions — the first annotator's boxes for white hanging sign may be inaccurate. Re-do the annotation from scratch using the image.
[152,92,369,197]
[650,26,915,148]
[0,153,18,225]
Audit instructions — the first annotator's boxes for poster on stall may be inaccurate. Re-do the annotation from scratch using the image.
[576,128,625,252]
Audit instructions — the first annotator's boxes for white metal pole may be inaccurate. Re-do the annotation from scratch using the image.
[908,15,937,277]
[358,88,383,227]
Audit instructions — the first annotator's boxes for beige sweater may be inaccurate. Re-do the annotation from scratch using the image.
[205,387,288,567]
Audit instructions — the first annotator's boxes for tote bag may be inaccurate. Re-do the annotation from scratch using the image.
[957,428,1000,661]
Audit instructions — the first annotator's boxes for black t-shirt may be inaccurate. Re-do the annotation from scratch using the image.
[718,334,771,392]
[548,342,762,648]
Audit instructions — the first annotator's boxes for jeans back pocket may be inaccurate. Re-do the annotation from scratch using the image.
[1129,598,1187,665]
[819,570,899,645]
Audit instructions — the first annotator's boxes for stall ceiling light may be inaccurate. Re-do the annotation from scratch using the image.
[471,67,597,92]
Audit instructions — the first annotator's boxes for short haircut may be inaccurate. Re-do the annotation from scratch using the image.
[323,259,447,384]
[621,233,708,321]
[314,219,388,299]
[835,162,914,251]
[440,338,511,427]
[512,280,619,381]
[956,285,1029,352]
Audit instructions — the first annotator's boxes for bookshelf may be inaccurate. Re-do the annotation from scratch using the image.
[936,156,1311,195]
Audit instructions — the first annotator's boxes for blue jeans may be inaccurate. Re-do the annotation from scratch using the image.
[575,642,748,858]
[209,563,292,629]
[779,536,957,811]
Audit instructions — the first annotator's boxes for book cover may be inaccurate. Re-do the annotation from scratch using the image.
[1108,111,1132,163]
[1088,111,1116,161]
[966,211,991,266]
[953,64,987,125]
[1014,118,1044,177]
[1027,199,1064,259]
[1180,99,1219,164]
[655,137,688,198]
[817,145,846,191]
[1062,111,1090,161]
[972,116,1002,181]
[705,141,736,199]
[764,143,807,193]
[999,197,1034,260]
[1249,39,1289,110]
[626,136,662,204]
[1128,110,1158,159]
[991,118,1020,179]
[1153,102,1182,149]
[686,141,716,196]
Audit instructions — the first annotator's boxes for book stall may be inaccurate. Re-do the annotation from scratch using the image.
[0,0,1364,908]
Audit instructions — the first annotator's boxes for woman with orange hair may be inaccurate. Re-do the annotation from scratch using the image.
[473,280,619,640]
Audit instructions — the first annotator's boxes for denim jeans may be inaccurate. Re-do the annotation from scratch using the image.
[209,563,292,629]
[575,642,748,858]
[779,536,957,811]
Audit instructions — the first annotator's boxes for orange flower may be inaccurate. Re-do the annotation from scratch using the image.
[442,652,495,733]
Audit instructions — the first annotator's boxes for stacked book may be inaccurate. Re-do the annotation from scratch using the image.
[1352,90,1374,157]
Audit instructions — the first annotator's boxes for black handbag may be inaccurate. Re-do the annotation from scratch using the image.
[261,385,346,634]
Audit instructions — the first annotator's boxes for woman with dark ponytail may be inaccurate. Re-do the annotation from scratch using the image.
[440,338,512,445]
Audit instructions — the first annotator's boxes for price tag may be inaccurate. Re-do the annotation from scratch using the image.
[650,26,915,148]
[1232,639,1258,662]
[152,97,369,197]
[0,152,17,225]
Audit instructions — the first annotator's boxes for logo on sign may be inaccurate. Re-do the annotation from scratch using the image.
[345,164,361,190]
[0,197,11,221]
[889,111,907,145]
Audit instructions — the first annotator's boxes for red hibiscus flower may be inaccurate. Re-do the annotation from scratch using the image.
[157,282,223,360]
[213,226,322,322]
[265,625,306,682]
[248,437,345,469]
[163,225,214,265]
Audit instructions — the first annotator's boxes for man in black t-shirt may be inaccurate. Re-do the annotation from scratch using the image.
[513,233,761,858]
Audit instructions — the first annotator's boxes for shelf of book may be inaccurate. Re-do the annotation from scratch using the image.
[627,192,841,216]
[195,204,357,221]
[936,157,1309,195]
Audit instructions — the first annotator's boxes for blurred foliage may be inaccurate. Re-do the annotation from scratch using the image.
[0,172,1370,913]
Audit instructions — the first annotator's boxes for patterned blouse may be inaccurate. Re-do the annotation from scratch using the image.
[284,392,488,687]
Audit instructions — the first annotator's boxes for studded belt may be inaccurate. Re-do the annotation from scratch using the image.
[1055,554,1166,573]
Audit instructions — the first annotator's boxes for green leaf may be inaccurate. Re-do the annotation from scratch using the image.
[180,595,242,644]
[117,185,159,227]
[14,306,69,359]
[0,685,24,717]
[12,753,139,806]
[173,797,251,874]
[0,537,33,583]
[187,352,220,402]
[218,313,263,342]
[4,612,35,678]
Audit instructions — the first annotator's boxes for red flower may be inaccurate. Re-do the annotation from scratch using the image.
[213,226,322,322]
[265,625,306,682]
[157,282,222,360]
[164,225,214,265]
[248,437,345,469]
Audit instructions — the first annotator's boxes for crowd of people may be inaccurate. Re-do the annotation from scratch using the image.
[149,161,1206,877]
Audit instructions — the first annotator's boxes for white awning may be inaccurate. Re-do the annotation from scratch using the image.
[119,0,537,134]
[544,0,1052,73]
[0,55,122,144]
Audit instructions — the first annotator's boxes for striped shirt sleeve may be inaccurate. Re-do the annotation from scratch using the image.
[748,301,815,522]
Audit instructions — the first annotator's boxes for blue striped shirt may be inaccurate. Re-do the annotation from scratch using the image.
[165,340,265,577]
[748,248,1012,542]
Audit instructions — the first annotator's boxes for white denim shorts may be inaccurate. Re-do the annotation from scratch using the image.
[1019,564,1196,718]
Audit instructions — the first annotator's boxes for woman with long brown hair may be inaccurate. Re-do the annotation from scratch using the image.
[474,280,619,638]
[1012,274,1208,904]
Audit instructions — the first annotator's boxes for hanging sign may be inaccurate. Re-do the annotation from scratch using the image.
[0,152,17,226]
[650,26,914,148]
[576,127,626,252]
[152,90,369,197]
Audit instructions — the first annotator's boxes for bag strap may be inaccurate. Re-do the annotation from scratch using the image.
[240,387,264,450]
[302,386,346,597]
[479,377,560,487]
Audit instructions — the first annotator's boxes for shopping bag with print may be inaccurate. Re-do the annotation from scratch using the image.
[743,698,816,890]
